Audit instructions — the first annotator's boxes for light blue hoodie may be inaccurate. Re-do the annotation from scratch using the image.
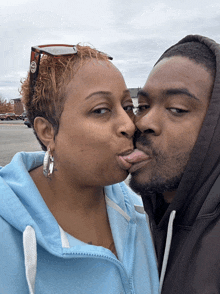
[0,152,159,294]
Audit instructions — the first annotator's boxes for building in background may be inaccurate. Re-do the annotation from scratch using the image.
[11,98,24,115]
[129,88,140,106]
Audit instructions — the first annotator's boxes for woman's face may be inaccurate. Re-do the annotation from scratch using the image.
[53,60,135,187]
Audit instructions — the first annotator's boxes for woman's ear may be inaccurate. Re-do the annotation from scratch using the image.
[34,117,55,150]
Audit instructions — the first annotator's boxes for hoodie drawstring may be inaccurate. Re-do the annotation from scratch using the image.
[159,210,176,292]
[23,226,37,294]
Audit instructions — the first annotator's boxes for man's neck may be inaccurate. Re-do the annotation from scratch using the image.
[163,191,176,203]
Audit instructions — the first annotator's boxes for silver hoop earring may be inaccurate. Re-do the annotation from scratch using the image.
[43,148,54,178]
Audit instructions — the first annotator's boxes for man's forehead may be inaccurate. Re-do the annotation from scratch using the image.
[145,56,213,88]
[150,56,198,76]
[141,56,214,104]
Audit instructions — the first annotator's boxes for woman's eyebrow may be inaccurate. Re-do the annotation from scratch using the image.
[123,89,131,95]
[85,91,112,100]
[85,90,131,100]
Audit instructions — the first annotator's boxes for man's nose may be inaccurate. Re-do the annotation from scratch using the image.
[135,108,162,136]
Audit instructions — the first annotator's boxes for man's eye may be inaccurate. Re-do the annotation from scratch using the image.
[169,108,189,114]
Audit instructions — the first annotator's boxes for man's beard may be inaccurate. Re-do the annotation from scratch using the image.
[129,131,190,198]
[129,171,183,197]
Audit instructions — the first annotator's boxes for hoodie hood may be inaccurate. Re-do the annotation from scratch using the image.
[0,151,141,256]
[0,151,160,294]
[145,35,220,294]
[143,35,220,229]
[0,151,64,255]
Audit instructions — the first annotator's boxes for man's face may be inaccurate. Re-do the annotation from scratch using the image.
[129,56,214,199]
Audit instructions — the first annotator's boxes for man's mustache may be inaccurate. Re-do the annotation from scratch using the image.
[133,129,151,147]
[133,129,158,157]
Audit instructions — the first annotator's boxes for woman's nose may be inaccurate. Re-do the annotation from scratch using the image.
[117,110,136,139]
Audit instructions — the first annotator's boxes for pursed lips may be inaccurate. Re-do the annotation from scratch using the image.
[117,148,134,170]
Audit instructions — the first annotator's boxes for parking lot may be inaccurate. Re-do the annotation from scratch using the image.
[0,121,41,166]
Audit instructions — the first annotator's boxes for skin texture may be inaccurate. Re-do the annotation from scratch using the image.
[129,56,214,203]
[30,60,135,248]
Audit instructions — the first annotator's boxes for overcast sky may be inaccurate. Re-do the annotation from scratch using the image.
[1,0,220,101]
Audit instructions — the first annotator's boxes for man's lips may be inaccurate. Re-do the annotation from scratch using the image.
[120,148,150,163]
[128,158,151,174]
[119,148,151,173]
[117,147,151,170]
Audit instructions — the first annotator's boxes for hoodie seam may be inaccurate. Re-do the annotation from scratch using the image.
[196,200,220,219]
[197,207,220,220]
[173,225,192,230]
[105,195,130,222]
[119,182,142,206]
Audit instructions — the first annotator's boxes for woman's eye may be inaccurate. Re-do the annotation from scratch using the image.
[123,105,134,113]
[93,108,110,114]
[135,105,150,115]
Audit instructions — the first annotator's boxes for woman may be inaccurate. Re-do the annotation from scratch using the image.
[0,44,159,293]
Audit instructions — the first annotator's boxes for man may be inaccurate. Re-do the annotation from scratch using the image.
[129,35,220,293]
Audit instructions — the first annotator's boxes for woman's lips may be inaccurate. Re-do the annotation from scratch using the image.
[117,155,132,170]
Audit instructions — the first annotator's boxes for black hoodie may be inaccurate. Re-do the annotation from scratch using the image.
[141,35,220,293]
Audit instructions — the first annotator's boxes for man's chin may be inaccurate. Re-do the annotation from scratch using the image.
[128,169,152,194]
[129,173,155,196]
[129,172,182,197]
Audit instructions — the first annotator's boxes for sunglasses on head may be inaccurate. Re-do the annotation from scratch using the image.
[29,44,113,96]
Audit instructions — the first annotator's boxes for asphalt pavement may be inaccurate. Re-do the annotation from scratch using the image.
[0,120,24,125]
[0,120,41,166]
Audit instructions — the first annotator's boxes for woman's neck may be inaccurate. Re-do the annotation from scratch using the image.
[30,165,116,250]
[30,165,106,214]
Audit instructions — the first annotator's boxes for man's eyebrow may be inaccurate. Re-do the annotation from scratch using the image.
[137,88,199,101]
[164,88,199,101]
[85,90,131,100]
[137,89,149,98]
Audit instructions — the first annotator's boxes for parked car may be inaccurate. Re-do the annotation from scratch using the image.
[24,118,31,128]
[5,113,17,120]
[0,114,6,120]
[20,112,27,120]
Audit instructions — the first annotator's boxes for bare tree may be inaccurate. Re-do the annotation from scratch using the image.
[0,94,14,113]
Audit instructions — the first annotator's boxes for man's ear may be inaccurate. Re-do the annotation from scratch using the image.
[34,117,55,150]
